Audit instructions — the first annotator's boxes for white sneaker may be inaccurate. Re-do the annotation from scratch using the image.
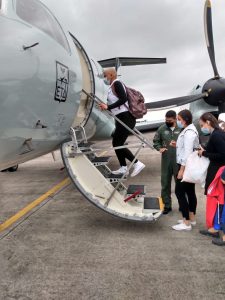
[112,166,128,175]
[177,219,196,226]
[131,161,145,177]
[172,222,192,231]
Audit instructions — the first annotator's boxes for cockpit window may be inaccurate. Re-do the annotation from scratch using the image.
[16,0,70,53]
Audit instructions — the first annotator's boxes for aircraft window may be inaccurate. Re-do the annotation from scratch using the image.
[16,0,70,52]
[0,0,2,10]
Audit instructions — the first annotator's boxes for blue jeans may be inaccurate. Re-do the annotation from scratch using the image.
[213,204,225,233]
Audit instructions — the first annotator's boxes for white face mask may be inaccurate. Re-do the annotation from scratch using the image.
[177,120,184,129]
[103,78,110,85]
[201,126,210,135]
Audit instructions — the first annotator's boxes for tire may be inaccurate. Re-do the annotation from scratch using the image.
[7,165,19,172]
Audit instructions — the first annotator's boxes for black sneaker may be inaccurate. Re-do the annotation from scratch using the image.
[212,237,225,246]
[199,229,220,238]
[163,207,172,215]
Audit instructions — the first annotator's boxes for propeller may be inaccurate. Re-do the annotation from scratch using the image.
[145,92,208,111]
[202,1,225,113]
[146,0,225,114]
[204,0,219,78]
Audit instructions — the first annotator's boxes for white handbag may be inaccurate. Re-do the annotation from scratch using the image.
[182,151,210,187]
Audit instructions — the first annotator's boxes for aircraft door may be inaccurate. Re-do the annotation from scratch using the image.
[70,34,94,128]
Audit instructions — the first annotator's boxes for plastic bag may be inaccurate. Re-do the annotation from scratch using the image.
[182,151,209,187]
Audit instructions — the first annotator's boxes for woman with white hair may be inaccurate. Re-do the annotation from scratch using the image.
[99,68,145,177]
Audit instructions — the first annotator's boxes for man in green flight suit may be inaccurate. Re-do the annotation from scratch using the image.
[153,110,181,214]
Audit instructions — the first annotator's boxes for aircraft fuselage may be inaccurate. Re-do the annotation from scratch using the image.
[0,0,114,170]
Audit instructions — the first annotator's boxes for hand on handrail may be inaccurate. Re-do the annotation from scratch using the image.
[98,103,108,111]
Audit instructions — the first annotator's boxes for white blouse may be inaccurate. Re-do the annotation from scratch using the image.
[176,124,199,166]
[107,79,129,116]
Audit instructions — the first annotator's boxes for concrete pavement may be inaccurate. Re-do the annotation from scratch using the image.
[0,132,225,300]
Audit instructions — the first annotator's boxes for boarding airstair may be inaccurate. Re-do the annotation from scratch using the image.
[61,91,164,222]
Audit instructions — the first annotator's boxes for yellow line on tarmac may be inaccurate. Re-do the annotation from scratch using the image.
[0,177,71,233]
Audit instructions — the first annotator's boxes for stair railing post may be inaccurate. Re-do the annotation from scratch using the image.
[81,89,153,206]
[104,143,144,207]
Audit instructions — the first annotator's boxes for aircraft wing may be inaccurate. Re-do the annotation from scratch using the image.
[146,92,208,111]
[98,57,166,70]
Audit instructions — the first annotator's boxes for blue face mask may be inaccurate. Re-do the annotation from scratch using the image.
[177,120,184,129]
[103,78,110,85]
[201,127,210,135]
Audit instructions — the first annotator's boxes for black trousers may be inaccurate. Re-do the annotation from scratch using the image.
[112,111,137,167]
[175,166,197,220]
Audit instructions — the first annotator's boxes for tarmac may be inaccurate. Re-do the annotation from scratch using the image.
[0,132,225,300]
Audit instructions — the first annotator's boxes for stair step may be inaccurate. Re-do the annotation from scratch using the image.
[127,185,145,195]
[105,173,127,183]
[78,142,94,148]
[70,142,95,157]
[143,197,161,210]
[91,156,111,166]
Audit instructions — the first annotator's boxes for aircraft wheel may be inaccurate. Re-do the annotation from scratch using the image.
[7,165,19,172]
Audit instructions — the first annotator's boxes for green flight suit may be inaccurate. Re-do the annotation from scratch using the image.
[153,124,181,209]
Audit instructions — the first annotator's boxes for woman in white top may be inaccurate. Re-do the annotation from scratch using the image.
[99,68,145,177]
[172,109,199,231]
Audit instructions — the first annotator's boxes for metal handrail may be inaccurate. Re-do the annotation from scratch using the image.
[104,143,144,206]
[82,89,154,149]
[81,89,153,206]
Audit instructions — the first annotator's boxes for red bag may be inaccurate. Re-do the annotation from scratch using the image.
[206,166,225,228]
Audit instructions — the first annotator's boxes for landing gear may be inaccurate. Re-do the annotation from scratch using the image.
[1,165,19,172]
[8,165,19,172]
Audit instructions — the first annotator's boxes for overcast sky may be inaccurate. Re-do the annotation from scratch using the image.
[43,0,225,102]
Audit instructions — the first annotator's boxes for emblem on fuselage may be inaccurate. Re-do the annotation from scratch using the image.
[54,62,69,102]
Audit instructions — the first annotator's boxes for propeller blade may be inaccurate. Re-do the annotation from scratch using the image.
[204,0,220,78]
[218,102,225,114]
[146,93,208,111]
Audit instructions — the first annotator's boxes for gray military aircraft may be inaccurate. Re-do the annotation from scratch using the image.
[0,0,165,172]
[0,0,167,222]
[0,0,224,222]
